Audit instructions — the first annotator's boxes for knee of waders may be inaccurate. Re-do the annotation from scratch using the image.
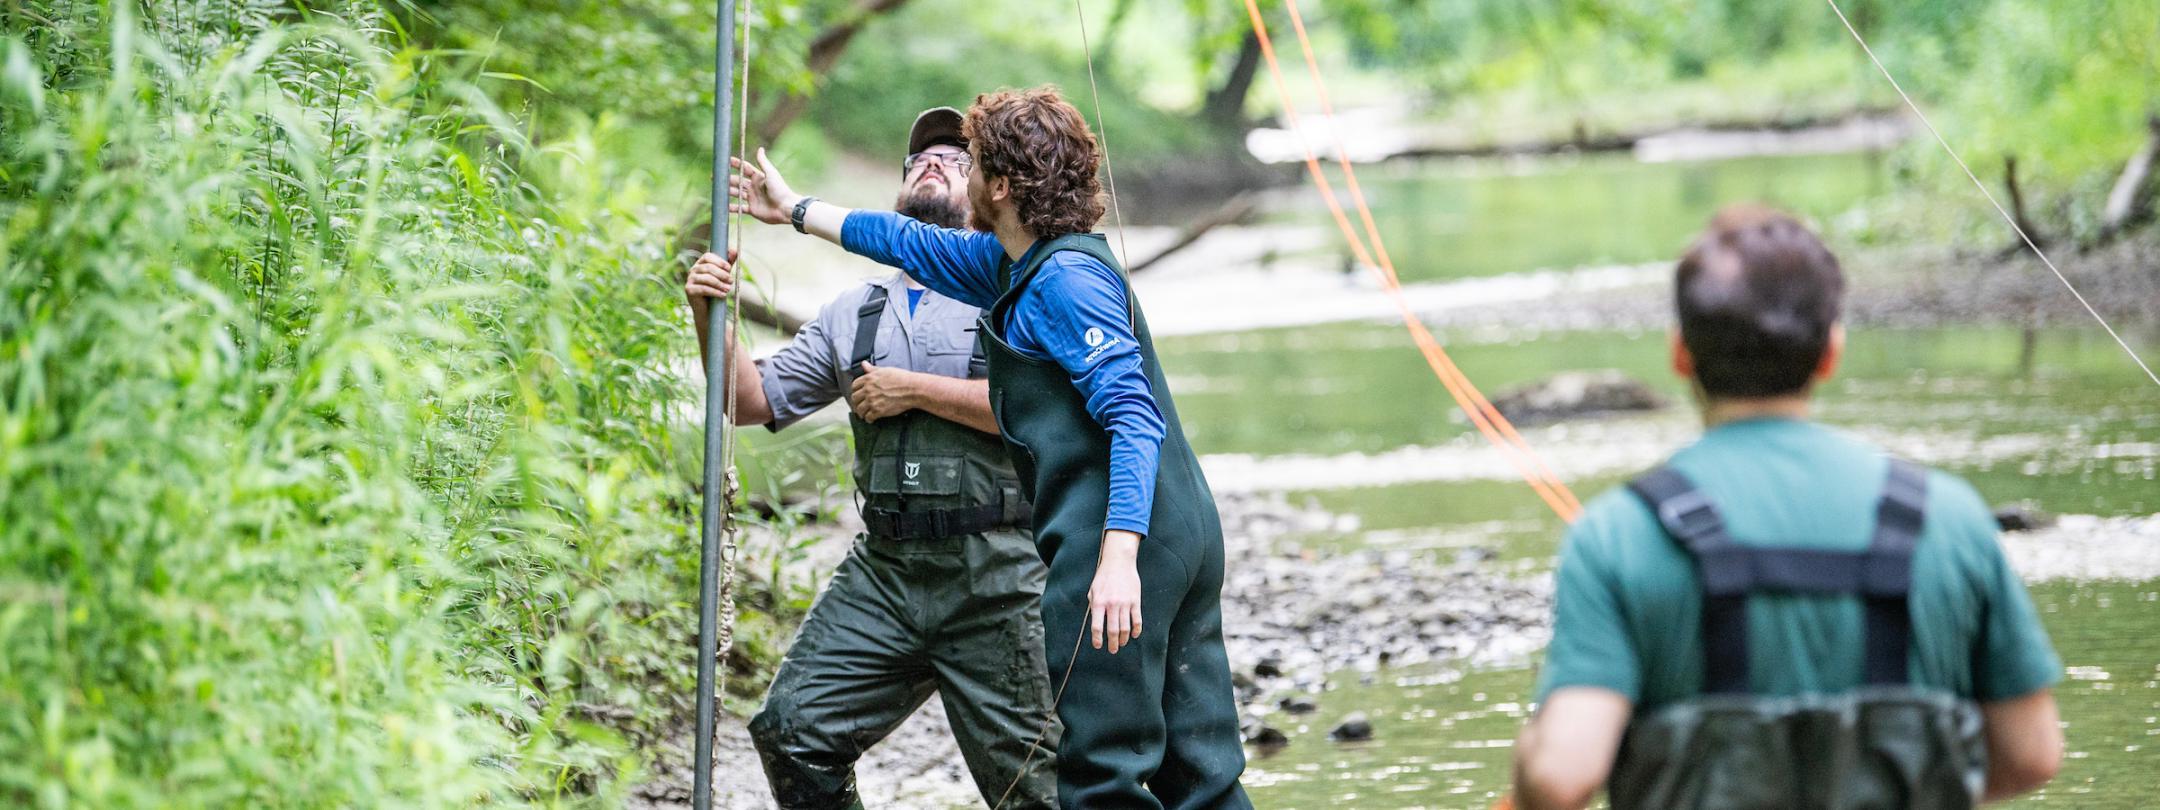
[747,703,789,756]
[750,697,857,763]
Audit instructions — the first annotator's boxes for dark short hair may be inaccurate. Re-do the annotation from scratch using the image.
[1674,206,1845,398]
[962,86,1105,238]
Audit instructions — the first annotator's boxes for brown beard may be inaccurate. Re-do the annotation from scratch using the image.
[895,184,967,230]
[966,179,995,233]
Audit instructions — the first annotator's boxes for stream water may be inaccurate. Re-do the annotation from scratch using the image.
[1150,150,2159,807]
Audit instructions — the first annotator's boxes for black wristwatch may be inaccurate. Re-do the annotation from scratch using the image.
[790,196,818,234]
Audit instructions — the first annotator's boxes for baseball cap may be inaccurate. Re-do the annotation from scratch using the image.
[906,106,966,155]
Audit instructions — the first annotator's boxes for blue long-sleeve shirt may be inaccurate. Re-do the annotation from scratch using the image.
[841,210,1165,536]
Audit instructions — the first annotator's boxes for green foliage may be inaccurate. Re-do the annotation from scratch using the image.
[0,1,746,804]
[1322,0,2157,236]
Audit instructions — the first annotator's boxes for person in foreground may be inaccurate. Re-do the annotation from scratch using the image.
[687,108,1057,809]
[729,85,1252,809]
[1509,207,2064,810]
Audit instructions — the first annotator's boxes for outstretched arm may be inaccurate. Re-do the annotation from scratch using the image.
[728,150,1004,307]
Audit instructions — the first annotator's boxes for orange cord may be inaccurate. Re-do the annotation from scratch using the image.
[1241,0,1583,522]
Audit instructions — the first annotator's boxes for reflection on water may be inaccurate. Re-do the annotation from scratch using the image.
[1276,151,1886,283]
[1163,324,2158,518]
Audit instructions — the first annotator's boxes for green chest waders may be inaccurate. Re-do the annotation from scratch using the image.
[748,286,1059,810]
[982,234,1252,810]
[1606,460,1988,810]
[845,286,1032,537]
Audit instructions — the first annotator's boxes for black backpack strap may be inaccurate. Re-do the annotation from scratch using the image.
[966,326,989,379]
[1863,458,1928,685]
[848,286,890,380]
[1628,466,1750,695]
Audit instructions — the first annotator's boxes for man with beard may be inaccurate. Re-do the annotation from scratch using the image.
[729,87,1252,809]
[684,107,1058,810]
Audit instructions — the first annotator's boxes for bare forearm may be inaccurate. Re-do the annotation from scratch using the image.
[687,296,774,425]
[1510,689,1630,810]
[1981,690,2063,802]
[797,198,849,244]
[906,375,998,434]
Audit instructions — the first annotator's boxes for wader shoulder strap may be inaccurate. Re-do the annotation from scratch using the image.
[848,286,890,380]
[1628,467,1750,694]
[1627,459,1931,694]
[1864,458,1928,685]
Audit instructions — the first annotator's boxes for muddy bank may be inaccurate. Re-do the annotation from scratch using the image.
[633,493,1551,808]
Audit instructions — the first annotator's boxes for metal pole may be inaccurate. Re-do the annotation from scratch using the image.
[694,0,735,805]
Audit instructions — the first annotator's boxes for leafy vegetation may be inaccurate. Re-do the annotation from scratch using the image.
[0,1,744,803]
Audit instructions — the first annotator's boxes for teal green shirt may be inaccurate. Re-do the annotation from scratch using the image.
[1535,418,2061,710]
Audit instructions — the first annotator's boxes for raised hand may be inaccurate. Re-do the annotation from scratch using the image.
[727,148,800,226]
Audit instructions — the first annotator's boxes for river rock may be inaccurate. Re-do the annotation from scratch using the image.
[1995,503,2057,532]
[1489,370,1666,425]
[1278,694,1318,714]
[1247,723,1290,749]
[1329,712,1374,742]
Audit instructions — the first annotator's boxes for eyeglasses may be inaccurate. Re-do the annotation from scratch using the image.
[903,151,974,177]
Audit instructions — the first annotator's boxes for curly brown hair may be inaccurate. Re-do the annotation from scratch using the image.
[962,86,1105,238]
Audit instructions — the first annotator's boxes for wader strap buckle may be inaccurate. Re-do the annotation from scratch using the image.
[848,286,890,381]
[1626,459,1931,694]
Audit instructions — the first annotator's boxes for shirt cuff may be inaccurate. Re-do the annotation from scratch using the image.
[1105,517,1150,537]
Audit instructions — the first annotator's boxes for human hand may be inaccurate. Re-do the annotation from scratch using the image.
[727,148,802,226]
[1089,530,1143,654]
[848,362,919,421]
[685,248,739,305]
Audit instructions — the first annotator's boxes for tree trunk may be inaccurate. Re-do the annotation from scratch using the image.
[2098,114,2160,242]
[1090,0,1142,67]
[1201,32,1263,131]
[2002,154,2047,250]
[752,0,916,146]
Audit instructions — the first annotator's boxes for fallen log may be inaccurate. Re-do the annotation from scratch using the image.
[1127,193,1257,275]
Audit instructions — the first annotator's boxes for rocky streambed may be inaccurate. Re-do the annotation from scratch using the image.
[634,492,1553,808]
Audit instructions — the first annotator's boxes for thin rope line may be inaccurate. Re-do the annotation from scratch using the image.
[1072,0,1131,267]
[1243,0,1582,522]
[1277,0,1581,515]
[1822,0,2158,389]
[991,551,1090,810]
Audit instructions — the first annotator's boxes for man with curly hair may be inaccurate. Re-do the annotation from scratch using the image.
[730,86,1252,809]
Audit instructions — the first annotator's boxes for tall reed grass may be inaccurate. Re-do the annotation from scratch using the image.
[2,2,725,804]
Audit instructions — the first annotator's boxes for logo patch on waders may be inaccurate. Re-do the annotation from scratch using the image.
[1605,460,1987,810]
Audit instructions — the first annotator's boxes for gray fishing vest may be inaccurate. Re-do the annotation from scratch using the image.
[845,286,1030,540]
[1606,459,1988,810]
